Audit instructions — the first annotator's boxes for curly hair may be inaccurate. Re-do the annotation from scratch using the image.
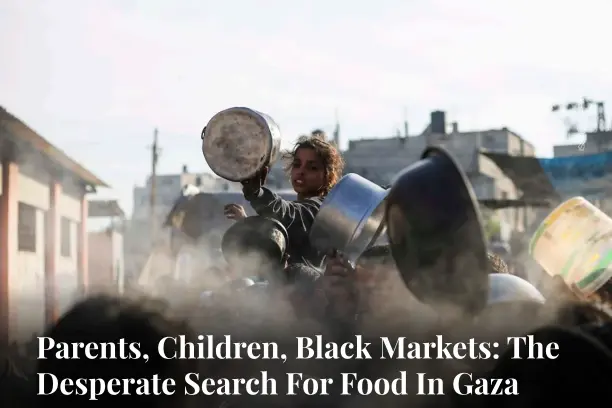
[282,130,345,195]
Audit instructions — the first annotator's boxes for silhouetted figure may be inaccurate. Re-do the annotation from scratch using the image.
[37,295,195,407]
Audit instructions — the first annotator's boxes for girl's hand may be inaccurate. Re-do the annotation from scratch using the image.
[241,166,269,197]
[322,252,359,320]
[324,252,354,279]
[224,204,247,221]
[322,252,356,298]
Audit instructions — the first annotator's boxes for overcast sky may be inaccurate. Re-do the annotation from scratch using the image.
[2,0,611,215]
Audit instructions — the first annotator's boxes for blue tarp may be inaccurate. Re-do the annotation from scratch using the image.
[538,151,612,194]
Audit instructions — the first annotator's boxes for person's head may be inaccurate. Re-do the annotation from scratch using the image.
[283,130,344,199]
[38,294,195,407]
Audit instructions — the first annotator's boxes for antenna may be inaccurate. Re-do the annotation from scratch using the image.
[552,98,607,151]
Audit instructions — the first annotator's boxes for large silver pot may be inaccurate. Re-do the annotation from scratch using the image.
[201,107,282,182]
[310,173,388,264]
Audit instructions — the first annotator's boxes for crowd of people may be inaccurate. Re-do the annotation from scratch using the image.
[2,131,612,407]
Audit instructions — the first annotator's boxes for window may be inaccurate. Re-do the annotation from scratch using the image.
[18,202,37,252]
[61,217,72,257]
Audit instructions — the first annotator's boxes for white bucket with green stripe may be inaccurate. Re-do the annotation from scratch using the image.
[529,196,612,296]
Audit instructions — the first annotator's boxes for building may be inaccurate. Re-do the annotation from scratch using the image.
[0,106,108,343]
[88,200,126,293]
[127,167,243,279]
[552,130,612,212]
[553,131,612,157]
[342,110,537,238]
[88,229,124,293]
[131,164,243,222]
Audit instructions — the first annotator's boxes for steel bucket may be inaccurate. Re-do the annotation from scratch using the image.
[201,107,282,182]
[385,146,489,315]
[310,173,388,264]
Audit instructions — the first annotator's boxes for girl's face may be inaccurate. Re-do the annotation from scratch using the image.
[290,147,326,197]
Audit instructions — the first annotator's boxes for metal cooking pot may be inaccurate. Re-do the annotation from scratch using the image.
[310,173,388,264]
[385,146,489,316]
[487,274,545,305]
[201,107,282,182]
[221,216,289,268]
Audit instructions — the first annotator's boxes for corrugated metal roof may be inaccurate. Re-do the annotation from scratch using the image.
[479,151,560,202]
[0,106,109,187]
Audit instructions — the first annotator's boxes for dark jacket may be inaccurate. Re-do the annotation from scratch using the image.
[246,187,325,268]
[0,357,32,406]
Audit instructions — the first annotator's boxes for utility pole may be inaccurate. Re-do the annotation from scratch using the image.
[149,128,160,245]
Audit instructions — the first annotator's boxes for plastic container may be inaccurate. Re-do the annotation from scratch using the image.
[529,196,612,296]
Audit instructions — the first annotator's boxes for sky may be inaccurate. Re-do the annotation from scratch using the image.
[2,0,612,216]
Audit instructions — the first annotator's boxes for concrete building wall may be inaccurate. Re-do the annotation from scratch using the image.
[553,144,583,157]
[56,185,81,318]
[553,131,612,212]
[9,164,49,341]
[554,131,612,157]
[344,128,532,182]
[0,107,104,345]
[343,127,536,235]
[4,161,85,341]
[477,155,534,235]
[89,231,110,288]
[88,229,124,293]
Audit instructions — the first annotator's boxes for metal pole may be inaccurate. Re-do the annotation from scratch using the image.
[150,128,159,245]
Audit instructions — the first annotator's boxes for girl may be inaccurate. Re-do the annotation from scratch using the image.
[224,131,344,267]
